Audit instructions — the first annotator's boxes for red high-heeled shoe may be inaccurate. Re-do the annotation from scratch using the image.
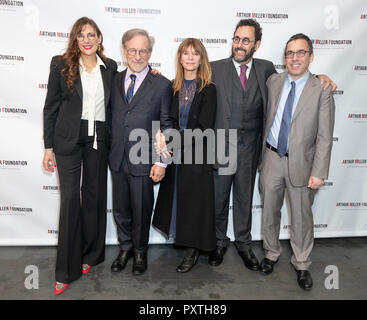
[54,282,68,295]
[82,264,91,275]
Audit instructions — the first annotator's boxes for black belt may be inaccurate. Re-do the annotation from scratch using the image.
[266,142,288,157]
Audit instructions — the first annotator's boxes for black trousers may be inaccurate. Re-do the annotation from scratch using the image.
[214,135,260,251]
[111,158,154,253]
[54,121,108,283]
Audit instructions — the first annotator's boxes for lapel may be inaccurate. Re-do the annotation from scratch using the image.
[100,63,111,108]
[242,64,258,101]
[222,58,234,120]
[118,69,128,104]
[128,69,155,111]
[291,74,318,123]
[269,72,287,126]
[252,58,267,105]
[232,64,243,93]
[74,76,83,101]
[186,85,201,128]
[170,92,180,129]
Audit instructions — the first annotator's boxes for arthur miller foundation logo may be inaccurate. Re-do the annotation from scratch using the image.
[0,106,28,118]
[117,61,162,69]
[354,65,367,75]
[312,39,352,50]
[0,0,23,7]
[236,11,288,23]
[39,30,69,43]
[0,205,33,216]
[0,54,24,65]
[320,181,334,191]
[342,159,367,168]
[252,204,263,212]
[174,38,227,47]
[0,160,28,169]
[274,64,286,72]
[105,7,161,17]
[43,185,59,193]
[336,202,367,210]
[347,113,367,123]
[38,83,48,89]
[39,30,69,39]
[283,224,327,230]
[333,90,344,97]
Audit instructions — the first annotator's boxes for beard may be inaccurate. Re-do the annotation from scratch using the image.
[231,46,256,63]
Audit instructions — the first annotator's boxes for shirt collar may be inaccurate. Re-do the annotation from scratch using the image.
[286,70,310,86]
[232,58,252,71]
[126,65,150,81]
[79,55,106,73]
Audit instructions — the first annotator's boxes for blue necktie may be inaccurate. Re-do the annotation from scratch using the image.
[277,81,296,157]
[126,74,136,103]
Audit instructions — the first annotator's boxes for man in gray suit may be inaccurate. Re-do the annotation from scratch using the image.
[209,19,335,271]
[259,33,335,290]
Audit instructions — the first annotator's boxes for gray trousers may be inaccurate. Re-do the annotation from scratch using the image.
[259,148,315,270]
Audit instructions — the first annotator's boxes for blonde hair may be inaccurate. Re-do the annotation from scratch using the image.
[172,38,212,95]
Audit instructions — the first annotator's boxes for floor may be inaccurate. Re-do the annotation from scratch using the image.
[0,237,366,300]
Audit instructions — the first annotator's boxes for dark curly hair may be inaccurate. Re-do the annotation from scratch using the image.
[234,19,262,43]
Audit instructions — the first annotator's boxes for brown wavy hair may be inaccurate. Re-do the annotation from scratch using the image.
[62,17,107,89]
[172,38,212,95]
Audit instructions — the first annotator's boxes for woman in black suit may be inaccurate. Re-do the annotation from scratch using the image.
[42,17,117,295]
[153,38,217,273]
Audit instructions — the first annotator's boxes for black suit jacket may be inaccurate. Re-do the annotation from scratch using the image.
[43,55,117,155]
[211,57,276,131]
[108,68,172,176]
[210,57,276,170]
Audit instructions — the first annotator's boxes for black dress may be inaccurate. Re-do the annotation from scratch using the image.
[153,82,217,251]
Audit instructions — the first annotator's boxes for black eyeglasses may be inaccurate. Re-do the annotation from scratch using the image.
[284,50,311,58]
[232,36,255,45]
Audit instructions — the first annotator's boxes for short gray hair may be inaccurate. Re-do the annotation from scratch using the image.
[121,28,155,52]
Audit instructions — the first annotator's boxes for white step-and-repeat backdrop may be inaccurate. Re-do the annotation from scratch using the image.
[1,0,367,245]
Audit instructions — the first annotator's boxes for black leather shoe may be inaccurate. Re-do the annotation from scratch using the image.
[296,270,313,290]
[260,258,278,275]
[176,248,199,273]
[132,252,147,275]
[208,246,227,266]
[111,249,134,272]
[237,248,260,271]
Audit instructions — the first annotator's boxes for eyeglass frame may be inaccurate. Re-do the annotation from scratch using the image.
[232,36,256,45]
[76,32,98,42]
[284,49,311,59]
[126,48,151,58]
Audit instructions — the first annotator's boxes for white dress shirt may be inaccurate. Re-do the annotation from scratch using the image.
[80,55,106,149]
[232,58,252,79]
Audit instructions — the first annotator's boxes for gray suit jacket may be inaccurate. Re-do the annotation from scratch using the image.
[261,72,335,187]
